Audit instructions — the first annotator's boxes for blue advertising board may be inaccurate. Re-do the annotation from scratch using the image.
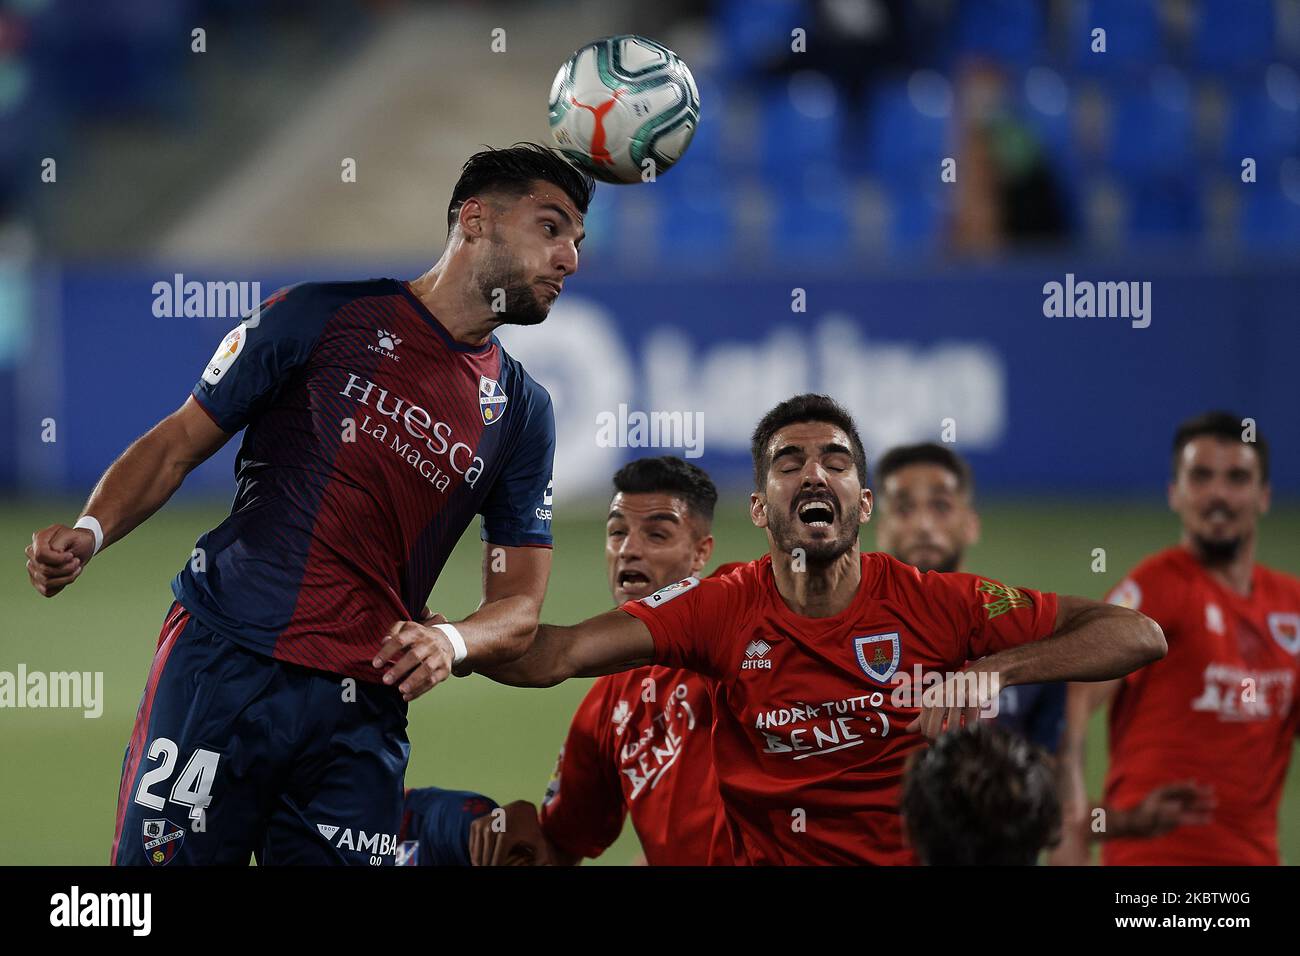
[2,259,1296,500]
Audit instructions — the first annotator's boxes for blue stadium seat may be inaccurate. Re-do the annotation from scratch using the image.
[952,0,1046,64]
[771,169,853,264]
[1192,0,1276,73]
[1071,0,1166,75]
[681,73,726,171]
[0,59,46,207]
[1121,176,1203,240]
[1016,68,1087,230]
[1220,71,1300,165]
[654,168,738,266]
[759,75,846,186]
[861,75,952,185]
[1102,73,1194,180]
[716,0,809,78]
[578,184,625,261]
[1238,174,1300,248]
[28,0,197,120]
[1019,67,1077,166]
[885,178,947,252]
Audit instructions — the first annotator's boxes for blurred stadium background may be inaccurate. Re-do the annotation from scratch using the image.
[1,0,1298,864]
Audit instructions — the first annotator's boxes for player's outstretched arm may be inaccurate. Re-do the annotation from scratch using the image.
[475,609,656,688]
[465,542,552,667]
[374,544,552,700]
[909,597,1165,739]
[994,596,1167,686]
[25,396,232,597]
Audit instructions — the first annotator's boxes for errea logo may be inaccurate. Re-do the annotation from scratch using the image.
[611,699,632,736]
[742,639,772,669]
[368,329,401,361]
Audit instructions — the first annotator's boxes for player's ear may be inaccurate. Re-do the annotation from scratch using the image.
[458,197,487,239]
[1259,480,1272,516]
[966,509,981,548]
[859,488,873,524]
[693,534,714,575]
[750,492,768,529]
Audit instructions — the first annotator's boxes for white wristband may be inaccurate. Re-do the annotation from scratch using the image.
[73,515,104,556]
[432,623,468,666]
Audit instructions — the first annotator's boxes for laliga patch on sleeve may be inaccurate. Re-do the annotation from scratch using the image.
[1107,578,1141,611]
[639,576,700,608]
[202,325,246,385]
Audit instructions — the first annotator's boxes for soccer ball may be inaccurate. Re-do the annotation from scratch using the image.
[548,35,700,185]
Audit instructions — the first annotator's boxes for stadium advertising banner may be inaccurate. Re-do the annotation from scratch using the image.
[6,261,1296,497]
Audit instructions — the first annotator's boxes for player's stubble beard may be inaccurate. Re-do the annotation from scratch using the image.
[1190,533,1246,565]
[475,236,550,327]
[904,547,963,574]
[1190,535,1242,564]
[766,492,860,566]
[1189,502,1249,566]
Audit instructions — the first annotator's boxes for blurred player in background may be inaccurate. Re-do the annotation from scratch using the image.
[874,442,1063,753]
[476,393,1167,865]
[1056,412,1297,866]
[901,723,1060,865]
[24,144,593,865]
[470,456,725,866]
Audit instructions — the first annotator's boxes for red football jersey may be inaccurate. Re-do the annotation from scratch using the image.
[621,552,1060,865]
[538,665,721,865]
[1101,547,1300,865]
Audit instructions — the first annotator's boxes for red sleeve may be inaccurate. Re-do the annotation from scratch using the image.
[538,679,626,860]
[916,570,1059,660]
[618,573,745,680]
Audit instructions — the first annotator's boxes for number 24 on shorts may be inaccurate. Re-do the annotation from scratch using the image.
[133,737,220,825]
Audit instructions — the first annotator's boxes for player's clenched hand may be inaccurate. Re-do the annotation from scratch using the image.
[1112,781,1216,839]
[26,524,96,598]
[905,666,1001,740]
[373,614,454,701]
[468,800,551,866]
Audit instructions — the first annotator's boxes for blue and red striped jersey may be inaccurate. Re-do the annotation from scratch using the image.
[172,279,556,682]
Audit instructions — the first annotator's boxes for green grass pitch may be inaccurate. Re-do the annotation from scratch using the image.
[2,496,1298,865]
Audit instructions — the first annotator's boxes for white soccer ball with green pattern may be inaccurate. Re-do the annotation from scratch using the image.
[548,35,700,184]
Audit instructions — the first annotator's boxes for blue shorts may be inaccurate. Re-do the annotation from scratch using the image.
[112,603,409,866]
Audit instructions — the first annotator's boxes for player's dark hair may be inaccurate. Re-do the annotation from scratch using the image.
[447,143,596,234]
[612,456,718,525]
[901,723,1061,866]
[876,443,974,496]
[1171,411,1269,482]
[750,394,869,490]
